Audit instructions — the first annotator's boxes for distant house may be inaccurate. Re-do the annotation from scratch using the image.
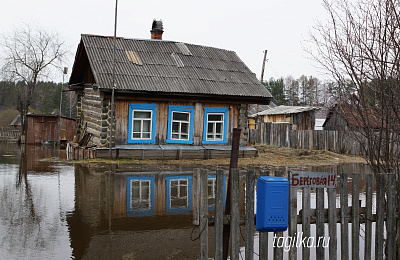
[323,104,380,131]
[10,115,21,129]
[68,21,272,149]
[253,105,319,130]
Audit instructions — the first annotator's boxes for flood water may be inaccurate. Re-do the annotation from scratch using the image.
[0,142,374,259]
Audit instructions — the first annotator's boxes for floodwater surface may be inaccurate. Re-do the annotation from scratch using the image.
[0,143,374,259]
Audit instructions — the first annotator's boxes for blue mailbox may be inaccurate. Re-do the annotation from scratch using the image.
[256,176,289,232]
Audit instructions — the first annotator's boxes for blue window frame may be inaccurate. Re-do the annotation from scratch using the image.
[165,176,193,214]
[126,176,155,217]
[128,103,157,144]
[166,105,194,144]
[202,107,228,144]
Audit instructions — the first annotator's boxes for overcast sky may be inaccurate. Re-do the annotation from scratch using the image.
[2,0,330,83]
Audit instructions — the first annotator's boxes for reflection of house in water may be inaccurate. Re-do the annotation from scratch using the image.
[126,174,226,217]
[67,164,227,259]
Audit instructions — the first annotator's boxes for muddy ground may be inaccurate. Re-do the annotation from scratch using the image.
[69,145,366,171]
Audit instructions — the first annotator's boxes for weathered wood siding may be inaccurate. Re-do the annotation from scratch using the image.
[25,115,75,144]
[324,107,348,131]
[249,122,365,155]
[114,99,240,146]
[261,111,316,130]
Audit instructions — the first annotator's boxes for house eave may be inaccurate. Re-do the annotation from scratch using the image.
[100,89,272,104]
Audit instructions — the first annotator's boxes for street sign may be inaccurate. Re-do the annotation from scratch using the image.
[290,171,337,188]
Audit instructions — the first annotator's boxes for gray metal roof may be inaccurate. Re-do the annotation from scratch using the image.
[256,106,320,116]
[69,35,272,99]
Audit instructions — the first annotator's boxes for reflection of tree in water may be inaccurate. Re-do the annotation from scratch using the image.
[0,148,64,255]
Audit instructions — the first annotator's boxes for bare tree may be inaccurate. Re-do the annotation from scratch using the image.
[1,24,69,142]
[309,0,400,174]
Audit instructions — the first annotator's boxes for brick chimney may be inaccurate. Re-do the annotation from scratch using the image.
[151,20,164,40]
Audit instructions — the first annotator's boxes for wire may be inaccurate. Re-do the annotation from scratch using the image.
[190,218,208,241]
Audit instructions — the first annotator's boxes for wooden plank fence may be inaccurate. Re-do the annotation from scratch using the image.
[0,127,20,141]
[249,123,364,155]
[195,168,398,260]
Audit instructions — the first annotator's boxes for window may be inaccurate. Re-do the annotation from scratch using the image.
[166,105,194,144]
[202,107,228,144]
[206,175,226,211]
[165,176,193,214]
[170,179,189,208]
[127,176,155,217]
[130,180,151,210]
[128,103,157,143]
[208,177,216,206]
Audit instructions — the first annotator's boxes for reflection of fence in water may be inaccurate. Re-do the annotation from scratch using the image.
[0,127,20,141]
[195,169,397,260]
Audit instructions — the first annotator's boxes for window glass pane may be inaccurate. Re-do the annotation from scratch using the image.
[181,123,189,134]
[133,133,141,138]
[209,114,223,121]
[171,186,178,197]
[141,186,150,199]
[143,133,150,138]
[173,112,189,121]
[134,111,151,119]
[216,123,222,134]
[131,181,140,198]
[181,134,189,140]
[207,123,213,133]
[207,135,213,139]
[172,134,179,139]
[171,198,187,208]
[180,186,187,197]
[215,135,222,139]
[172,122,179,133]
[142,181,150,188]
[133,120,141,132]
[143,120,151,132]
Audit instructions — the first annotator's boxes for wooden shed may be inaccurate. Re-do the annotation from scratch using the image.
[68,21,272,153]
[26,114,76,145]
[254,105,319,130]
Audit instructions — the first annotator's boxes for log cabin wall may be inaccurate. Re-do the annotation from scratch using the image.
[113,98,241,146]
[80,87,105,146]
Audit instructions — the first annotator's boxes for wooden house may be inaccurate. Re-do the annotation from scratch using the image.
[25,114,76,145]
[323,104,380,131]
[253,105,319,130]
[68,21,272,153]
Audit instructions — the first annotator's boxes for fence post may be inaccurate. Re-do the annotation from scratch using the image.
[340,173,349,260]
[289,176,298,260]
[364,173,373,260]
[387,173,396,260]
[316,187,325,259]
[245,169,255,260]
[302,186,311,260]
[230,169,240,260]
[200,169,209,260]
[215,169,224,260]
[328,187,337,260]
[375,173,385,260]
[351,173,360,260]
[274,171,284,260]
[259,170,269,259]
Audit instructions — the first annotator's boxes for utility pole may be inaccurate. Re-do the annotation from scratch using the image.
[57,67,68,146]
[260,50,268,84]
[109,0,118,158]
